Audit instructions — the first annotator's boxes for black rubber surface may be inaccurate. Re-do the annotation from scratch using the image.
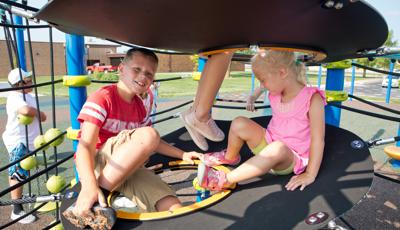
[61,116,374,229]
[332,174,400,230]
[36,0,388,62]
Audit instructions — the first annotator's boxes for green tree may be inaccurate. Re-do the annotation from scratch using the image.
[356,30,398,77]
[376,30,398,69]
[356,58,378,78]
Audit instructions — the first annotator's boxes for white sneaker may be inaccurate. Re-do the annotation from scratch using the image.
[11,210,37,224]
[111,196,138,212]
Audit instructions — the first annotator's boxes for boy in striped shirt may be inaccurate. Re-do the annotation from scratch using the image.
[65,48,200,229]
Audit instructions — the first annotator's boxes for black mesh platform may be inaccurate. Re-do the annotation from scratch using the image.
[119,116,374,229]
[60,116,374,229]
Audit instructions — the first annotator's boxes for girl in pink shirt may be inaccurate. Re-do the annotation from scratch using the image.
[197,50,326,191]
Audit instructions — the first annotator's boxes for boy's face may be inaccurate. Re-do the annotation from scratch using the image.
[21,77,33,93]
[119,53,157,95]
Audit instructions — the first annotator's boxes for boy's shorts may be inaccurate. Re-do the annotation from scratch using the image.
[8,143,29,181]
[95,129,176,212]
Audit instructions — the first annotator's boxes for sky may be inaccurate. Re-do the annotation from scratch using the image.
[1,0,400,47]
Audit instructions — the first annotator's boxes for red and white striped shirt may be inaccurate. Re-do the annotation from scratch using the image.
[78,84,150,149]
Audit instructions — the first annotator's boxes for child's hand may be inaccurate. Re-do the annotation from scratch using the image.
[39,111,47,122]
[285,172,315,191]
[182,151,202,165]
[246,96,256,112]
[73,184,107,217]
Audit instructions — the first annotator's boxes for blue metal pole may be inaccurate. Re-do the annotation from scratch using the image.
[13,15,26,70]
[385,62,395,104]
[349,60,356,101]
[325,69,345,127]
[195,190,210,202]
[317,65,322,89]
[198,57,206,72]
[66,34,86,181]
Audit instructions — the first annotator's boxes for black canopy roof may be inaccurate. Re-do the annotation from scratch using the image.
[36,0,388,62]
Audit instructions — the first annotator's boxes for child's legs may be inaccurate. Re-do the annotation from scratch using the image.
[8,143,28,200]
[225,116,265,160]
[9,178,22,200]
[226,141,294,184]
[155,196,181,212]
[97,127,160,191]
[118,168,180,212]
[193,51,234,121]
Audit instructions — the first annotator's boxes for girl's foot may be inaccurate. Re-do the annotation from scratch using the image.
[197,162,232,191]
[202,149,241,166]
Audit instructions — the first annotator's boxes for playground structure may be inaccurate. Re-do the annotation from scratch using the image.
[0,0,400,229]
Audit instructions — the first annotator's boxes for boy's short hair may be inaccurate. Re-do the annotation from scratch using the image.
[123,48,159,65]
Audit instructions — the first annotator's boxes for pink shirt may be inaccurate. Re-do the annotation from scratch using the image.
[265,86,326,174]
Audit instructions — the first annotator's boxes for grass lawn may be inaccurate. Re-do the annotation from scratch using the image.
[0,72,256,101]
[0,71,387,105]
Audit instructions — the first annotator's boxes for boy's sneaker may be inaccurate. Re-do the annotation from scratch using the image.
[180,110,209,151]
[181,108,225,142]
[111,195,138,212]
[197,162,231,191]
[63,203,116,230]
[202,150,241,166]
[11,210,37,224]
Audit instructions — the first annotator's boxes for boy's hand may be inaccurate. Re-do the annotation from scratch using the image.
[285,172,315,191]
[39,111,47,122]
[73,184,107,217]
[182,151,202,165]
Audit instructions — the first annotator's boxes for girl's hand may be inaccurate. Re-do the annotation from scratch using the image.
[182,151,202,165]
[285,172,316,191]
[246,96,256,112]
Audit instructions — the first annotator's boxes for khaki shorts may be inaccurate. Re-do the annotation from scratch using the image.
[95,129,176,212]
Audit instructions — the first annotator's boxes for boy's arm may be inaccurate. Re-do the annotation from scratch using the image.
[18,105,38,116]
[75,121,99,188]
[286,93,325,191]
[74,121,107,215]
[156,139,201,164]
[18,105,46,121]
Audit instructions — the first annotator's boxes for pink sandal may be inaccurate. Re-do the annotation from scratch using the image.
[202,149,241,166]
[197,162,229,191]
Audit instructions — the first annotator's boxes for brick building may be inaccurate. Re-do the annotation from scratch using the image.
[0,40,66,77]
[0,40,244,78]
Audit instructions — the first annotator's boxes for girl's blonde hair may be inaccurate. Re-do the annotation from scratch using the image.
[251,49,306,85]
